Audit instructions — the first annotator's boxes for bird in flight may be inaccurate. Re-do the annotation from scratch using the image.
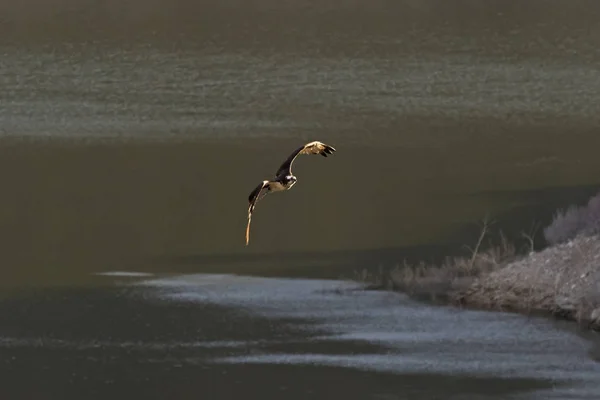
[245,140,337,246]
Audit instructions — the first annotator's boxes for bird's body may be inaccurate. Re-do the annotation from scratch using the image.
[245,140,336,245]
[268,176,297,192]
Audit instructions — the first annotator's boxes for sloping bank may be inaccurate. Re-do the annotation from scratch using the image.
[361,192,600,331]
[452,234,600,331]
[361,193,600,331]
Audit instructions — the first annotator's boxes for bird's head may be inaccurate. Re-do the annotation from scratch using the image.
[286,175,297,183]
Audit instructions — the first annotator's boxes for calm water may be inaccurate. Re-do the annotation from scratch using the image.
[1,0,600,398]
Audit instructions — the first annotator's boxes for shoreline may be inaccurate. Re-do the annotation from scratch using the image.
[362,233,600,332]
[359,188,600,332]
[452,234,600,332]
[0,136,598,332]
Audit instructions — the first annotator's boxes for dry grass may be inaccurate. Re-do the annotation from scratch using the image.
[353,197,600,331]
[389,242,516,300]
[354,217,519,302]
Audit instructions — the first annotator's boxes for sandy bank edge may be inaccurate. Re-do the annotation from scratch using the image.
[450,234,600,331]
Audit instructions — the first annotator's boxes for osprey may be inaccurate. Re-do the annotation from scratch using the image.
[245,140,336,245]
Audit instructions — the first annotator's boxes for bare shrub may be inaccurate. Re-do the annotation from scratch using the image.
[353,218,518,301]
[385,240,517,299]
[544,191,600,245]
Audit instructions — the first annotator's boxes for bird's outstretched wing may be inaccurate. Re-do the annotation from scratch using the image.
[245,180,271,246]
[275,140,336,177]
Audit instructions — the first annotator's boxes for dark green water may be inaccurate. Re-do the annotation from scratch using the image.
[1,0,600,398]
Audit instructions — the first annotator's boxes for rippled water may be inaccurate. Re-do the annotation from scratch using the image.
[2,273,599,399]
[3,0,600,142]
[3,49,600,140]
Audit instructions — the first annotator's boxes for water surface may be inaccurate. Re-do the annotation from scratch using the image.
[1,273,599,399]
[1,1,600,398]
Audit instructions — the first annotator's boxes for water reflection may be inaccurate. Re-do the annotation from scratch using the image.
[1,274,599,399]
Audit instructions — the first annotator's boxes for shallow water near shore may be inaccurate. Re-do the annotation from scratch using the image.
[1,272,600,399]
[2,0,600,398]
